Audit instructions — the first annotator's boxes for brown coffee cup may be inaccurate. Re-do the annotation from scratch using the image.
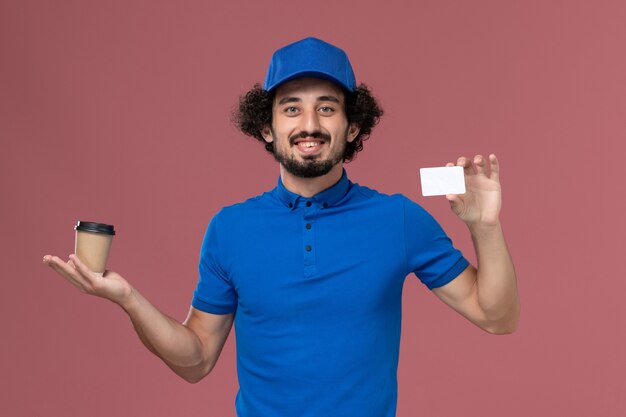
[74,221,116,276]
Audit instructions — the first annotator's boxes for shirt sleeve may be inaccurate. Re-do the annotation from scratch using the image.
[403,197,470,290]
[191,212,238,314]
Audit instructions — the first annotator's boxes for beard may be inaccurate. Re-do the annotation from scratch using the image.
[270,128,347,178]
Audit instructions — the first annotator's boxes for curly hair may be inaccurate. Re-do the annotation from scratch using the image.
[232,82,383,162]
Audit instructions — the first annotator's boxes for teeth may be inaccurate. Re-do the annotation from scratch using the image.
[300,142,320,148]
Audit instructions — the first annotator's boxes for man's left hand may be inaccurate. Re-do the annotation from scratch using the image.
[445,154,501,227]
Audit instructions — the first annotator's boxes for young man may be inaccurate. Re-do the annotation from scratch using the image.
[44,37,520,417]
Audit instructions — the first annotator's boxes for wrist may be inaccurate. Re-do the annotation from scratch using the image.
[117,286,139,313]
[467,220,502,237]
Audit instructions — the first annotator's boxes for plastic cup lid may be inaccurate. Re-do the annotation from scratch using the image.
[74,221,116,235]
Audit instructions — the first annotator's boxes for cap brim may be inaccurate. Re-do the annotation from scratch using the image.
[265,70,354,92]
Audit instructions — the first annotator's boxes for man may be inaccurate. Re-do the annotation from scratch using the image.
[44,37,520,417]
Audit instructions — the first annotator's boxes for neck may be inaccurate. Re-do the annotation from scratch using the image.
[280,164,344,198]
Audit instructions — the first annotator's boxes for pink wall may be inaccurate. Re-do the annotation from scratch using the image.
[2,1,625,416]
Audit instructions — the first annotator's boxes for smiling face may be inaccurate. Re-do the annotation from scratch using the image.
[262,77,360,178]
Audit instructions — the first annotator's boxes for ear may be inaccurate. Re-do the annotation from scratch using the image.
[261,126,273,143]
[347,123,360,143]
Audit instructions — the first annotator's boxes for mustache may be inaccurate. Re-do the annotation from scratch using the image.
[289,131,331,144]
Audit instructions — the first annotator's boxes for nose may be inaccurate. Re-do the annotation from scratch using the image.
[301,108,321,134]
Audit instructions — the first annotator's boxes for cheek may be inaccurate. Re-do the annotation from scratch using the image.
[272,118,297,137]
[334,122,352,141]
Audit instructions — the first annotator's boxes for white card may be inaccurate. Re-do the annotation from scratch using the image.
[420,166,466,196]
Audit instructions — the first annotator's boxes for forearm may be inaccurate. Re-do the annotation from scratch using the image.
[43,254,213,381]
[469,222,520,330]
[118,288,207,382]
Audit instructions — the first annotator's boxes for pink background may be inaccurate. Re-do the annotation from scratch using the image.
[2,1,625,416]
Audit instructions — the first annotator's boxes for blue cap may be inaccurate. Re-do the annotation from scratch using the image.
[263,37,356,92]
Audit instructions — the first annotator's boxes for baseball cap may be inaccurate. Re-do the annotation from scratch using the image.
[263,37,357,93]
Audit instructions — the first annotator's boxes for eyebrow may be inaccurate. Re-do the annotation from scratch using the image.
[277,95,342,105]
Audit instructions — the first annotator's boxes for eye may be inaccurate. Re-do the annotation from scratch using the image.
[318,106,335,113]
[284,106,299,114]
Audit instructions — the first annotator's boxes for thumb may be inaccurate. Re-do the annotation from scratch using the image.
[446,194,462,211]
[446,193,460,203]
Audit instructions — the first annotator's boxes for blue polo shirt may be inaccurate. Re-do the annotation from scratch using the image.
[192,170,469,417]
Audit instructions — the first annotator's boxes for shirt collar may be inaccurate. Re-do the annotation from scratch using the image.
[273,169,351,210]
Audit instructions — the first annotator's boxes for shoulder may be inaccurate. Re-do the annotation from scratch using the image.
[212,191,274,222]
[202,192,273,249]
[349,182,426,213]
[349,181,406,204]
[354,184,442,230]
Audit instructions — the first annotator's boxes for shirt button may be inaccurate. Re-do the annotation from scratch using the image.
[289,202,293,208]
[323,202,329,208]
[306,223,311,229]
[305,245,312,251]
[306,201,312,207]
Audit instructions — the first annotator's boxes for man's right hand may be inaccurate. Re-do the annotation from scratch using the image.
[42,253,234,383]
[43,254,133,307]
